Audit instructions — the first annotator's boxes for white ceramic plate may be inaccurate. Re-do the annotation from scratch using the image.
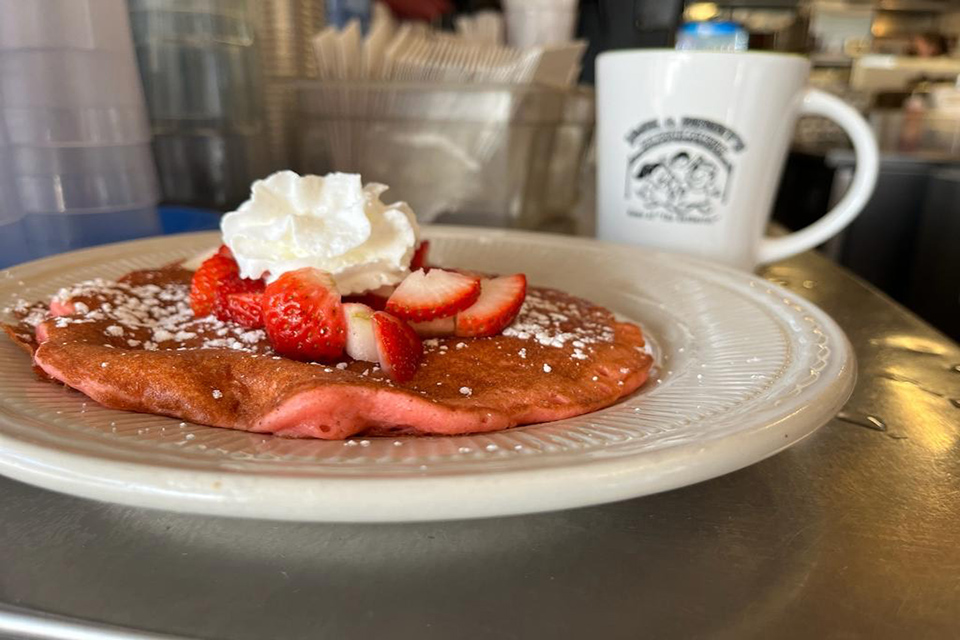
[0,228,855,522]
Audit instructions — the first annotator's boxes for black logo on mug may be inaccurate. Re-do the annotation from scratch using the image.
[624,117,746,224]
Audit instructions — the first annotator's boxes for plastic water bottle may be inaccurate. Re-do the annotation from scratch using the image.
[676,22,749,52]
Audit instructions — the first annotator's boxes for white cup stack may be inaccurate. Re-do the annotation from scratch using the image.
[0,0,161,259]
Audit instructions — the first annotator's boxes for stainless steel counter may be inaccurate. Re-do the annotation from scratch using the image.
[1,249,958,640]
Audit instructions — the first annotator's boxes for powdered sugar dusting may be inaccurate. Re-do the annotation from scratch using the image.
[29,273,275,356]
[4,298,48,328]
[501,289,615,361]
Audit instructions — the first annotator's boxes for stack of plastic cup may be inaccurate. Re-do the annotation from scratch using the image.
[129,0,268,210]
[0,0,161,258]
[256,0,326,172]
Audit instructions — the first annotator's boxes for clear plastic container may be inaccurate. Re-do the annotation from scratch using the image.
[0,131,33,266]
[17,173,158,214]
[295,82,595,231]
[129,1,255,46]
[0,173,19,224]
[152,131,267,209]
[13,144,159,214]
[0,0,134,51]
[129,0,261,129]
[0,118,21,226]
[0,0,161,260]
[0,50,148,109]
[130,0,251,16]
[1,105,151,146]
[135,42,263,129]
[0,41,32,267]
[12,144,157,176]
[0,3,154,148]
[129,0,264,205]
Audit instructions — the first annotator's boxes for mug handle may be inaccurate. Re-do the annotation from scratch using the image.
[757,88,879,264]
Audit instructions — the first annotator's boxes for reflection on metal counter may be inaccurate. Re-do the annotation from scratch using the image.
[906,168,960,341]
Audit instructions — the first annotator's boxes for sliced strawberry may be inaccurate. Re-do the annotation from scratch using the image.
[343,302,378,362]
[385,269,480,322]
[410,240,430,271]
[214,277,264,322]
[373,311,422,382]
[410,316,455,337]
[190,254,239,317]
[217,244,234,259]
[262,268,346,361]
[344,284,394,311]
[224,291,264,329]
[190,253,265,319]
[455,274,527,338]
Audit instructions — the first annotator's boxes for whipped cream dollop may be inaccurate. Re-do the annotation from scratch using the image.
[221,171,420,295]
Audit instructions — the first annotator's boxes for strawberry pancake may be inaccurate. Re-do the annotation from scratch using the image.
[2,172,653,439]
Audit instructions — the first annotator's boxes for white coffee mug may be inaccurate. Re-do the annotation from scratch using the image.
[596,50,879,270]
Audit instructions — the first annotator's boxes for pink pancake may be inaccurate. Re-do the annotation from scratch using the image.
[3,265,653,439]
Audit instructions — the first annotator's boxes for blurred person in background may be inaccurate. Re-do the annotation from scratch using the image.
[910,32,949,58]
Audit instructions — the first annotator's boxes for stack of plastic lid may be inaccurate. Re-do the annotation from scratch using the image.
[129,0,268,209]
[0,0,161,259]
